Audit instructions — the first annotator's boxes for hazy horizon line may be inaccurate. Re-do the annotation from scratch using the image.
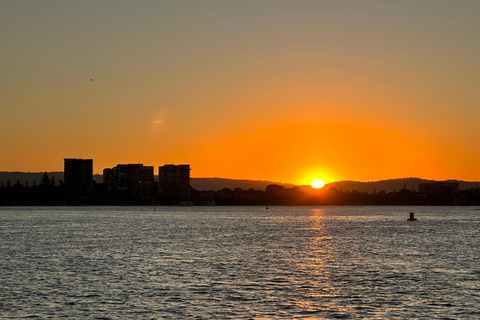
[1,171,479,185]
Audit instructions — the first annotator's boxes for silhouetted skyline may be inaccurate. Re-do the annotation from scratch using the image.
[1,157,479,205]
[3,171,480,193]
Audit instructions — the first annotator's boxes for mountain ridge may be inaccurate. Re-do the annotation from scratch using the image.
[1,172,479,192]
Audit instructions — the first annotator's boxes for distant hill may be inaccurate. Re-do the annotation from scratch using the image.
[1,172,479,192]
[0,172,64,185]
[190,178,296,191]
[0,172,103,185]
[321,178,480,193]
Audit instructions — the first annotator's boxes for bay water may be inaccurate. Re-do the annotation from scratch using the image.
[1,206,479,319]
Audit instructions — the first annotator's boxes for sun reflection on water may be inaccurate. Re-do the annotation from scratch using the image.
[291,208,339,316]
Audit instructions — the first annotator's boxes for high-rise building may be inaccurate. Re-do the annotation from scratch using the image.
[103,164,154,203]
[64,158,93,202]
[158,164,190,203]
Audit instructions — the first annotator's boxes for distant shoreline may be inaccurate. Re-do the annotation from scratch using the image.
[1,171,479,193]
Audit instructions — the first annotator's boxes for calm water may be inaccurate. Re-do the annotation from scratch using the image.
[1,206,479,319]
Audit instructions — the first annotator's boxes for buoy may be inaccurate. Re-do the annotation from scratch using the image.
[407,211,417,221]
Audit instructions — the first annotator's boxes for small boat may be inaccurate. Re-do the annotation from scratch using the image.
[407,212,417,221]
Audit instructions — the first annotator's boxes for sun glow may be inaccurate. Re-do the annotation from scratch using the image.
[311,179,325,188]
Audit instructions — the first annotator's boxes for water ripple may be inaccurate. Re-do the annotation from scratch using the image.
[1,206,480,319]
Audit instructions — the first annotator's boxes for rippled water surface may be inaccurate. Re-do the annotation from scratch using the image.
[1,206,480,319]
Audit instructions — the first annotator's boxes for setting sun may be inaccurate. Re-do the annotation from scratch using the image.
[311,179,325,188]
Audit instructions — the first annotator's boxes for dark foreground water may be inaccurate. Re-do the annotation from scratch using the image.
[1,206,479,319]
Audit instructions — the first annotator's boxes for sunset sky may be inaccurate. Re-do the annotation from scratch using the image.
[1,1,479,185]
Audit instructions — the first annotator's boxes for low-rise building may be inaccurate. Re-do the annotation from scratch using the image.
[419,181,459,196]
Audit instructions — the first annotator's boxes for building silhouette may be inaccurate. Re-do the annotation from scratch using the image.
[419,181,459,196]
[158,164,190,204]
[419,181,460,205]
[103,164,154,203]
[64,158,93,203]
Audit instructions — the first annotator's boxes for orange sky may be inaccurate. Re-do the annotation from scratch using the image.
[1,1,480,185]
